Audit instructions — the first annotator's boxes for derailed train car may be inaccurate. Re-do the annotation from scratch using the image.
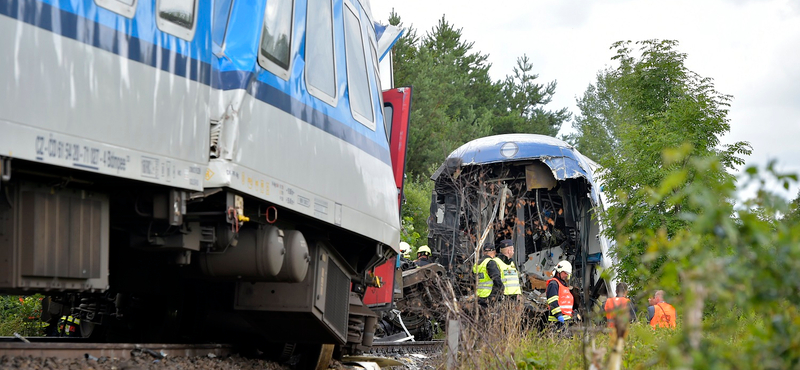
[427,134,616,316]
[0,0,411,360]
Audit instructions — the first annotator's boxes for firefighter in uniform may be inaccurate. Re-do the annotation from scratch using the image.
[648,290,677,329]
[57,314,81,337]
[415,245,432,267]
[399,241,412,260]
[496,240,521,299]
[473,242,504,307]
[546,260,574,329]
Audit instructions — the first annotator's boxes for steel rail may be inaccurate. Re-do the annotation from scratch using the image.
[0,341,233,359]
[367,340,444,354]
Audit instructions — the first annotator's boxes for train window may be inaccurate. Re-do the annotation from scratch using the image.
[95,0,137,18]
[212,0,234,51]
[383,104,393,142]
[343,4,375,129]
[305,0,337,105]
[156,0,198,41]
[369,38,384,117]
[258,0,294,80]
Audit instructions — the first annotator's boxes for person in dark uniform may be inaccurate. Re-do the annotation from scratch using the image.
[496,240,521,299]
[473,242,504,307]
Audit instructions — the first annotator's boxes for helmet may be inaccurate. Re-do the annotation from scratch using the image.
[417,245,432,256]
[555,260,572,275]
[399,241,411,254]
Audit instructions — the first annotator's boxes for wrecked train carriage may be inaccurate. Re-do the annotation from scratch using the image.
[427,134,615,310]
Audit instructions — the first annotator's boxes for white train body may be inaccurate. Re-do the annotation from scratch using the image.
[0,0,410,350]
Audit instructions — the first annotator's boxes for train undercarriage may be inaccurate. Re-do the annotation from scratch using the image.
[0,158,389,360]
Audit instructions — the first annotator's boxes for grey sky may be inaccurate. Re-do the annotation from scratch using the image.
[372,0,800,199]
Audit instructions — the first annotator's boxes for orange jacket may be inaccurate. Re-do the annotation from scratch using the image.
[604,296,631,328]
[650,302,676,329]
[546,278,574,320]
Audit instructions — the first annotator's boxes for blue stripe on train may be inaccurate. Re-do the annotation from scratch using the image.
[0,0,213,85]
[0,0,392,165]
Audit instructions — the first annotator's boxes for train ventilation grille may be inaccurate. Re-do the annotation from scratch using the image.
[324,261,350,339]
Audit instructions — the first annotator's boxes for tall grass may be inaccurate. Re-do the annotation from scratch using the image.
[433,296,759,370]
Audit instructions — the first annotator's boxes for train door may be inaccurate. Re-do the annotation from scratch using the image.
[363,86,413,309]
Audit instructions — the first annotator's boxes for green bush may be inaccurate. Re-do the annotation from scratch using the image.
[0,295,45,337]
[401,175,434,250]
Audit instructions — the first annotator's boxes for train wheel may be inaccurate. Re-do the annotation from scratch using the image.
[289,343,334,370]
[312,344,334,370]
[79,320,96,338]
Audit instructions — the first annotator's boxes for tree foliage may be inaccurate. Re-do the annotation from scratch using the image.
[400,175,434,248]
[388,13,569,179]
[493,55,570,137]
[0,296,44,336]
[572,40,751,286]
[564,69,621,160]
[566,39,800,367]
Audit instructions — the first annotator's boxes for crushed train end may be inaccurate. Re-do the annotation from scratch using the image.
[427,134,617,319]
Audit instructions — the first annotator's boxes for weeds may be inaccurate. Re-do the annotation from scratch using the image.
[0,295,45,337]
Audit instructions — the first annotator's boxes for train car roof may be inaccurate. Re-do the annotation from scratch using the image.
[431,134,598,187]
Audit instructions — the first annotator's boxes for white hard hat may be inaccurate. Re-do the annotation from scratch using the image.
[555,260,572,275]
[399,241,411,253]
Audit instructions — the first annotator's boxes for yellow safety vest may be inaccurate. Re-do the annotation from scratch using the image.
[59,315,81,337]
[472,257,501,298]
[495,258,521,295]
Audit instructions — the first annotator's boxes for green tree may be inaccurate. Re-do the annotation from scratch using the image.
[492,55,570,136]
[564,69,621,160]
[576,40,751,286]
[784,189,800,223]
[387,14,569,179]
[400,175,434,247]
[388,11,418,93]
[392,16,496,178]
[571,42,798,367]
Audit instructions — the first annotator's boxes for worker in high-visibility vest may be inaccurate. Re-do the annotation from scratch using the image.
[604,282,636,328]
[648,290,677,329]
[546,260,574,328]
[472,242,504,307]
[496,240,521,298]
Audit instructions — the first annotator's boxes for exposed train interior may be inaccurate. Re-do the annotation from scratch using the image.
[427,159,608,316]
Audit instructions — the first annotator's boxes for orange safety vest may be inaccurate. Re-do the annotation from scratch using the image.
[604,296,631,328]
[650,302,676,329]
[546,278,574,321]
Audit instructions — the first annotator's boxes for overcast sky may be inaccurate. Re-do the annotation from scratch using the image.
[372,0,800,200]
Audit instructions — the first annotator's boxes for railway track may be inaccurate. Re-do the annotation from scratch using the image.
[0,338,233,359]
[0,336,442,369]
[368,340,444,354]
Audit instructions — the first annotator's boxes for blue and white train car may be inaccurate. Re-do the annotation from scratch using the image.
[0,0,411,357]
[427,134,617,313]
